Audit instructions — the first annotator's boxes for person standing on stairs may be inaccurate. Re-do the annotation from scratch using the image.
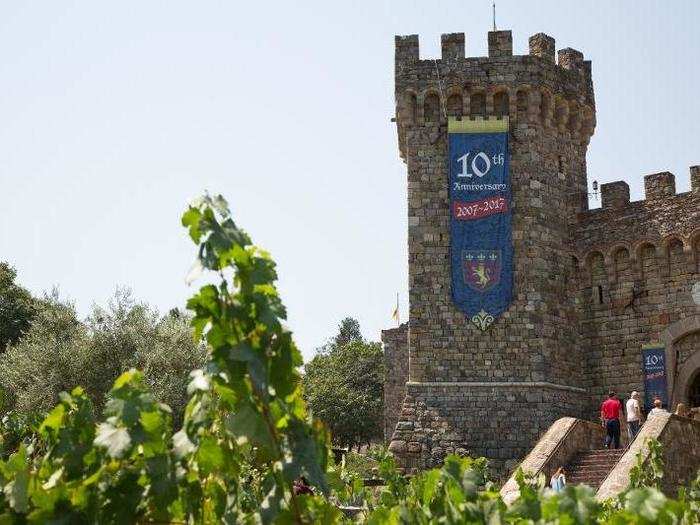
[600,391,622,449]
[550,467,566,493]
[626,391,643,442]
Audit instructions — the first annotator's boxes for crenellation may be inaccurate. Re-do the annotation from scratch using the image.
[691,165,700,192]
[600,181,630,209]
[529,33,555,63]
[488,30,513,58]
[441,32,465,61]
[645,171,676,200]
[558,48,584,71]
[395,34,419,65]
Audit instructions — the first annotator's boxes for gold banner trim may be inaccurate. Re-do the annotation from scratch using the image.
[448,116,509,134]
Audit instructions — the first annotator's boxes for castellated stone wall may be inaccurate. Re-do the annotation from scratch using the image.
[384,29,700,478]
[574,170,700,416]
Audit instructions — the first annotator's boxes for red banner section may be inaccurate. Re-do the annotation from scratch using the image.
[452,196,508,221]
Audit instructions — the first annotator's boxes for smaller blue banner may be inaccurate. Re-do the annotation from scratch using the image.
[642,346,668,412]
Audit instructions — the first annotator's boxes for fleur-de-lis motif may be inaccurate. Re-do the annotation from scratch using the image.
[471,309,495,331]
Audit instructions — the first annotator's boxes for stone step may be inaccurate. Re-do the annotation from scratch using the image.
[569,458,621,468]
[569,465,615,474]
[567,479,607,486]
[582,450,625,456]
[563,448,626,490]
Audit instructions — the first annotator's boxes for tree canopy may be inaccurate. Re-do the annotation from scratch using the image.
[304,318,384,449]
[0,289,206,423]
[332,317,363,349]
[0,262,38,352]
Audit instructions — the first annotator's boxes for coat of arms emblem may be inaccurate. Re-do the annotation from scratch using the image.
[462,250,501,292]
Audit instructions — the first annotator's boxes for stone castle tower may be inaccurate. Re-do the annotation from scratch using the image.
[383,30,700,476]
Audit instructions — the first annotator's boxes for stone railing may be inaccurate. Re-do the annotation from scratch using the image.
[597,412,700,499]
[500,417,604,505]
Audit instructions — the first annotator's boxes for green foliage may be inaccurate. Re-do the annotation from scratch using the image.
[1,194,699,524]
[0,262,38,351]
[342,449,380,480]
[0,194,338,523]
[363,454,505,523]
[0,290,206,424]
[332,317,363,349]
[630,437,665,490]
[304,321,384,449]
[0,411,42,460]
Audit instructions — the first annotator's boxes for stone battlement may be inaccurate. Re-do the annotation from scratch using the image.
[576,167,700,263]
[394,31,596,162]
[600,167,700,209]
[396,31,588,73]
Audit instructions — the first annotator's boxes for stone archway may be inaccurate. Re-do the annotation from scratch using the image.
[688,370,700,408]
[661,316,700,407]
[675,341,700,407]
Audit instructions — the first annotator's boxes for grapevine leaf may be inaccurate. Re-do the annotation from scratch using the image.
[172,429,195,459]
[225,403,274,455]
[94,423,131,458]
[196,437,225,475]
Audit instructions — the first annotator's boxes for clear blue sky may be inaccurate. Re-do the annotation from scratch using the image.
[1,1,698,360]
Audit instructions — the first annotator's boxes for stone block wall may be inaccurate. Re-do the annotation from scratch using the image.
[382,323,409,442]
[389,382,587,477]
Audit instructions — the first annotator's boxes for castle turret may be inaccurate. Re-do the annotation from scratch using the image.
[387,30,597,475]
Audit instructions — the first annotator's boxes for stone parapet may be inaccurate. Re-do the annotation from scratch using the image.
[575,172,700,257]
[600,181,630,210]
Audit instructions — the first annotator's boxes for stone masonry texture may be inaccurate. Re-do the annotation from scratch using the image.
[383,29,700,479]
[382,323,409,441]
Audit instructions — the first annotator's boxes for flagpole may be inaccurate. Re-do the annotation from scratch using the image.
[492,1,497,31]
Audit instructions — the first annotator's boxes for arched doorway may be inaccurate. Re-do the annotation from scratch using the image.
[662,317,700,407]
[689,371,700,408]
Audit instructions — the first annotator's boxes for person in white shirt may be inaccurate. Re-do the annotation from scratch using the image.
[648,398,668,416]
[626,391,642,441]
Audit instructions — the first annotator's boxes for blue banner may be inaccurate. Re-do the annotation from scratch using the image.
[448,117,512,330]
[642,346,668,412]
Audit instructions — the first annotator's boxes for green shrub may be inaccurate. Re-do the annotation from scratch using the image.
[0,290,206,425]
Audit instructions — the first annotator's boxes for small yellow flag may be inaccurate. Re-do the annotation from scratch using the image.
[391,293,399,323]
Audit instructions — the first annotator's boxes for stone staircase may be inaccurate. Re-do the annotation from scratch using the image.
[565,449,626,489]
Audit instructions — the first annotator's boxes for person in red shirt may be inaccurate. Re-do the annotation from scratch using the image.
[600,391,623,449]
